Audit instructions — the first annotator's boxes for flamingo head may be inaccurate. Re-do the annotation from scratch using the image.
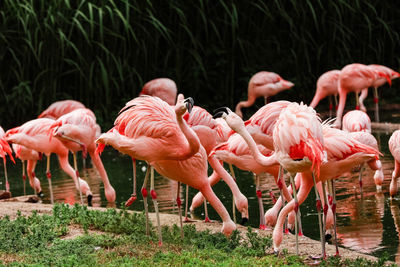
[376,71,392,86]
[280,79,295,89]
[175,94,194,116]
[213,107,245,134]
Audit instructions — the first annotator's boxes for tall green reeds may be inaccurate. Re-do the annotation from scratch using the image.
[0,0,399,127]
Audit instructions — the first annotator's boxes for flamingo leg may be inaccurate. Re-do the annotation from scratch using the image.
[125,158,138,207]
[183,184,194,222]
[176,182,184,238]
[73,152,84,205]
[46,156,54,204]
[150,166,163,246]
[204,198,212,222]
[329,95,333,118]
[331,179,340,256]
[3,160,9,192]
[255,173,266,229]
[277,166,288,233]
[312,172,325,259]
[228,163,237,224]
[289,173,299,255]
[321,181,329,258]
[22,160,26,196]
[355,92,360,110]
[373,87,380,122]
[141,165,150,236]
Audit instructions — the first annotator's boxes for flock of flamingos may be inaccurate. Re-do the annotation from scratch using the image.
[1,62,400,258]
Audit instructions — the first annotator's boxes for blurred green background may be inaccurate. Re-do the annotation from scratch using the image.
[1,0,399,129]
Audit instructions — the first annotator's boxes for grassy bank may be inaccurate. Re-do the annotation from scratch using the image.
[0,203,394,266]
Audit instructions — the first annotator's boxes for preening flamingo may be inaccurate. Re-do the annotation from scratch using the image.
[235,71,294,118]
[309,70,340,117]
[49,108,116,203]
[0,126,15,193]
[359,65,400,122]
[334,63,391,128]
[5,118,93,205]
[342,110,371,133]
[96,95,236,245]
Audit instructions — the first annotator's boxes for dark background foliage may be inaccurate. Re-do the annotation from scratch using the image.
[0,0,399,129]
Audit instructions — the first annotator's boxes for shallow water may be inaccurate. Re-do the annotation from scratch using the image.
[1,112,400,262]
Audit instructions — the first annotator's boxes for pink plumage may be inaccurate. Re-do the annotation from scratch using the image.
[342,110,371,133]
[38,100,85,119]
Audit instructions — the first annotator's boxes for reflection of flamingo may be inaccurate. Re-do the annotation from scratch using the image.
[334,63,390,128]
[359,65,400,122]
[388,130,400,197]
[0,126,15,193]
[5,118,93,205]
[38,100,85,119]
[310,70,340,117]
[50,108,116,202]
[235,72,294,118]
[96,95,236,245]
[139,78,177,105]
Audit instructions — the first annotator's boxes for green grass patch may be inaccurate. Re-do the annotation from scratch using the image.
[0,204,394,266]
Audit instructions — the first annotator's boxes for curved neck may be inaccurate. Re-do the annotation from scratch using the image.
[176,114,200,159]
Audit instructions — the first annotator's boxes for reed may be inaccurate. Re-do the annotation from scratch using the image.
[0,0,399,128]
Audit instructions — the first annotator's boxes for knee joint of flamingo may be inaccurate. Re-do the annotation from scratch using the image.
[141,187,148,198]
[75,170,79,177]
[31,172,35,178]
[22,174,26,180]
[277,179,283,189]
[374,97,379,103]
[176,196,182,207]
[256,190,262,198]
[329,103,333,110]
[316,199,322,211]
[150,189,157,200]
[359,180,363,187]
[328,195,333,206]
[270,191,277,204]
[46,171,51,179]
[294,202,299,213]
[125,194,137,207]
[332,203,336,213]
[323,204,328,215]
[356,105,360,110]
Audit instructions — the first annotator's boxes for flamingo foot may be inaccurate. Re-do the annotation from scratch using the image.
[158,240,163,247]
[204,217,213,223]
[183,217,195,223]
[284,228,289,234]
[259,224,266,230]
[37,191,44,198]
[125,195,137,207]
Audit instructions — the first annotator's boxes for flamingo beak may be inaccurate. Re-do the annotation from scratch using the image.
[241,217,249,225]
[184,97,194,113]
[213,107,230,119]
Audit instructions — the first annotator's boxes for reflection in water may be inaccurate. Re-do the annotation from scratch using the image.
[3,130,400,263]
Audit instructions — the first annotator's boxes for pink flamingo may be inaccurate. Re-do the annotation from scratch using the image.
[359,65,400,121]
[342,110,371,133]
[0,126,15,193]
[309,70,340,117]
[49,108,116,202]
[96,95,236,245]
[183,106,248,223]
[5,118,93,205]
[334,63,391,128]
[12,144,42,196]
[38,100,85,119]
[388,130,400,197]
[235,72,294,118]
[139,78,177,106]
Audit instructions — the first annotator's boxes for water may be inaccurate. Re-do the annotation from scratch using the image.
[1,112,400,262]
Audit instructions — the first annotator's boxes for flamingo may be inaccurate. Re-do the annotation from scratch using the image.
[183,105,248,223]
[359,65,400,121]
[235,71,294,118]
[334,63,391,128]
[388,130,400,197]
[139,78,177,106]
[342,110,371,133]
[309,70,340,117]
[0,126,15,194]
[38,100,85,119]
[96,95,236,245]
[5,118,93,205]
[49,108,116,203]
[12,144,42,196]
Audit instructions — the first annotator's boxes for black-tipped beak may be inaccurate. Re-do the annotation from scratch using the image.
[213,111,225,119]
[240,217,248,225]
[213,107,230,119]
[184,97,194,113]
[87,194,93,206]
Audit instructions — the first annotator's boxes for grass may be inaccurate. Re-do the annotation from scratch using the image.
[0,203,395,266]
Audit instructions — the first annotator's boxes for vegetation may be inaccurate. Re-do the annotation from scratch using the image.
[0,204,394,266]
[0,0,399,128]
